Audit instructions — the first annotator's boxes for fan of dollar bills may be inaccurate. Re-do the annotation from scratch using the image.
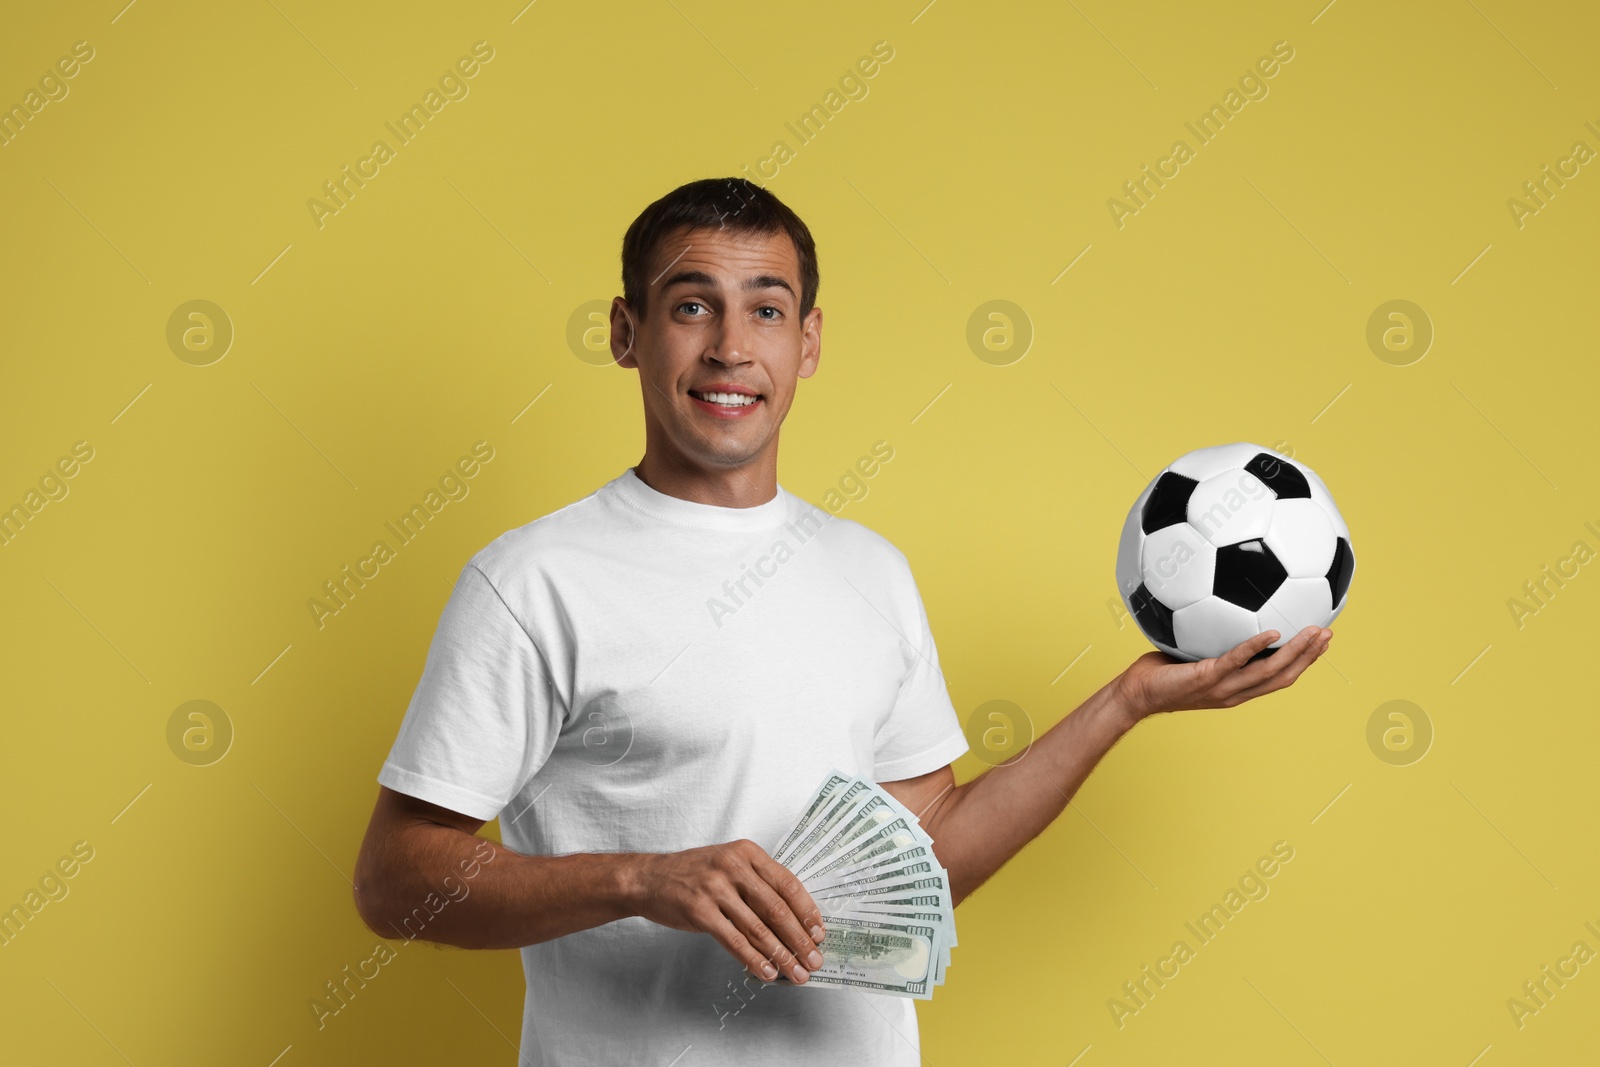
[768,769,955,999]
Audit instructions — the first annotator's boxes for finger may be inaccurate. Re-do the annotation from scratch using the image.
[742,854,827,972]
[722,894,815,984]
[1218,626,1321,697]
[1224,631,1328,704]
[699,908,785,983]
[751,848,827,945]
[1215,629,1282,678]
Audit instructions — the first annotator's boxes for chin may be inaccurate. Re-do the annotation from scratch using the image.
[692,444,767,469]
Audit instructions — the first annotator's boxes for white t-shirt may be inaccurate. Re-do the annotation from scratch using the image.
[377,466,969,1066]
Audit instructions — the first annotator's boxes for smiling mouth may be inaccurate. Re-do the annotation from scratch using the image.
[688,389,762,408]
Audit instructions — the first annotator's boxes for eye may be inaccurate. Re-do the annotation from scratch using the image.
[677,300,707,316]
[756,306,782,320]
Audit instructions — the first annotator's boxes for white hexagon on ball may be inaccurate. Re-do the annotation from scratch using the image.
[1264,499,1336,579]
[1187,469,1275,546]
[1140,522,1216,611]
[1168,441,1264,482]
[1256,578,1333,652]
[1172,597,1258,661]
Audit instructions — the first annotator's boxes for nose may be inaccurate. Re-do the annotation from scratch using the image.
[707,318,755,367]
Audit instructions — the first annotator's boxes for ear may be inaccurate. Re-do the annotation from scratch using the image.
[611,297,639,368]
[797,306,822,379]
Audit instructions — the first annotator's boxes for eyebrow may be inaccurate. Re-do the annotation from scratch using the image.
[658,269,796,302]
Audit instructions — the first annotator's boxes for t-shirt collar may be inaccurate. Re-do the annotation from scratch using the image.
[610,466,791,531]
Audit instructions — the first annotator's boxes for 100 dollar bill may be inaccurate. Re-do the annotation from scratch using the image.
[786,915,937,999]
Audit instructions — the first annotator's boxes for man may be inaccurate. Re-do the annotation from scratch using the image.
[352,177,1332,1065]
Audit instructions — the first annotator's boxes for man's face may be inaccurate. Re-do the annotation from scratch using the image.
[612,225,821,474]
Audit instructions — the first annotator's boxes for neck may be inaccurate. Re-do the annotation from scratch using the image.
[633,448,778,508]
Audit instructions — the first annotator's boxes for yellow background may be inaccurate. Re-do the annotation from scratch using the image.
[2,0,1596,1063]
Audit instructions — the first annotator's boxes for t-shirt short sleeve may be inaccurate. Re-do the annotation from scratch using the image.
[376,560,560,822]
[871,558,970,782]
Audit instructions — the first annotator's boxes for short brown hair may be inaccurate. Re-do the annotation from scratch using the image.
[620,177,819,322]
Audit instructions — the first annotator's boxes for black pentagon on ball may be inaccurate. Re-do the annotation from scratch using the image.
[1326,536,1354,607]
[1128,582,1176,648]
[1212,538,1287,612]
[1141,471,1199,534]
[1244,452,1311,499]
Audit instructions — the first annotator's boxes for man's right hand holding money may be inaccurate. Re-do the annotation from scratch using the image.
[626,839,828,985]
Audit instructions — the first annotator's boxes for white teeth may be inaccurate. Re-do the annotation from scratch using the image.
[694,391,757,406]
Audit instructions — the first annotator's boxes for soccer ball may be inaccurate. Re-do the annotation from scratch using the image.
[1115,442,1355,663]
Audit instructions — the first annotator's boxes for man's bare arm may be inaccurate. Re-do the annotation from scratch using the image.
[880,625,1332,907]
[352,786,639,947]
[352,786,829,982]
